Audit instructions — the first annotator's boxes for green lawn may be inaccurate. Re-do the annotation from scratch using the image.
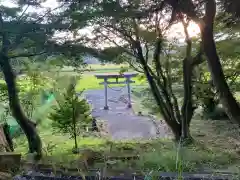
[76,74,146,91]
[87,64,129,70]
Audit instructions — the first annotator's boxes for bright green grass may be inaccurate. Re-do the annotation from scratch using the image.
[88,68,129,73]
[87,64,128,70]
[58,64,129,73]
[76,74,147,91]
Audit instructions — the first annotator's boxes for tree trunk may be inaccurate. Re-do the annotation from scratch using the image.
[180,57,197,143]
[202,34,240,124]
[73,128,78,150]
[72,101,78,150]
[201,0,240,125]
[0,53,42,160]
[181,58,193,139]
[134,41,182,141]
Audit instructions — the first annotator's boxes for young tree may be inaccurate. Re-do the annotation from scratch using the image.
[49,76,92,151]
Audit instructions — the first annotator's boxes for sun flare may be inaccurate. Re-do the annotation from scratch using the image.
[187,22,201,38]
[168,21,200,40]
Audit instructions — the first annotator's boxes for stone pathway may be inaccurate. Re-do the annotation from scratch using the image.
[84,87,170,140]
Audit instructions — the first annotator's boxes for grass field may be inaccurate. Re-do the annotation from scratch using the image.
[54,64,130,74]
[42,63,145,90]
[76,74,146,91]
[77,64,145,90]
[87,64,129,70]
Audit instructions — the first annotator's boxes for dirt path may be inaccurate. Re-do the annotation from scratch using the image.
[84,88,169,140]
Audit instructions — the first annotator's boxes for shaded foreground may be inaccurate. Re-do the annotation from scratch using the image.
[12,134,240,179]
[14,159,240,179]
[14,170,237,180]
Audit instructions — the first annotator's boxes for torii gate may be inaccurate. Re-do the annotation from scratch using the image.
[95,72,138,110]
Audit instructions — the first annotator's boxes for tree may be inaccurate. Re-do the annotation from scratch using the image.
[49,76,92,152]
[0,0,98,159]
[0,2,54,159]
[164,0,240,126]
[62,0,205,142]
[194,37,240,118]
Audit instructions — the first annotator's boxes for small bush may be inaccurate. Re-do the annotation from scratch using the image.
[204,106,228,120]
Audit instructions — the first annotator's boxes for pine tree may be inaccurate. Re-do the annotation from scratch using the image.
[49,76,92,152]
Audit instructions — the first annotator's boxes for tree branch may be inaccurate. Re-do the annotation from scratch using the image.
[18,5,30,21]
[105,23,135,44]
[0,14,11,55]
[191,48,204,66]
[9,3,68,51]
[181,16,192,58]
[96,27,136,58]
[145,42,149,63]
[8,51,47,59]
[128,59,144,73]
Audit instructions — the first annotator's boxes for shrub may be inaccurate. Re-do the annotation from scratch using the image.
[203,106,228,120]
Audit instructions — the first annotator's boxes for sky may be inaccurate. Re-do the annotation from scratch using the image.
[0,0,200,45]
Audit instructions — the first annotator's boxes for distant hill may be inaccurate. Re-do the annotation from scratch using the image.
[83,55,101,64]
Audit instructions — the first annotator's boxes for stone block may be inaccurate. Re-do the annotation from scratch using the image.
[0,152,21,172]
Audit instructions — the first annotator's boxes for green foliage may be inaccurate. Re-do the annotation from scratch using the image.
[218,0,240,25]
[0,105,10,124]
[0,81,9,102]
[0,66,53,118]
[19,65,53,118]
[0,0,94,70]
[50,97,92,136]
[132,87,159,114]
[49,76,92,147]
[193,71,227,120]
[191,35,240,120]
[119,66,129,74]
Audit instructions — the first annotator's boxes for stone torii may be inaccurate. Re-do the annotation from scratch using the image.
[95,72,138,110]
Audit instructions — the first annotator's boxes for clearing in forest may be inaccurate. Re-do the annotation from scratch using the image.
[84,87,170,140]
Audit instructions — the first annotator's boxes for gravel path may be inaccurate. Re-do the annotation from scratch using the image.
[83,87,169,140]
